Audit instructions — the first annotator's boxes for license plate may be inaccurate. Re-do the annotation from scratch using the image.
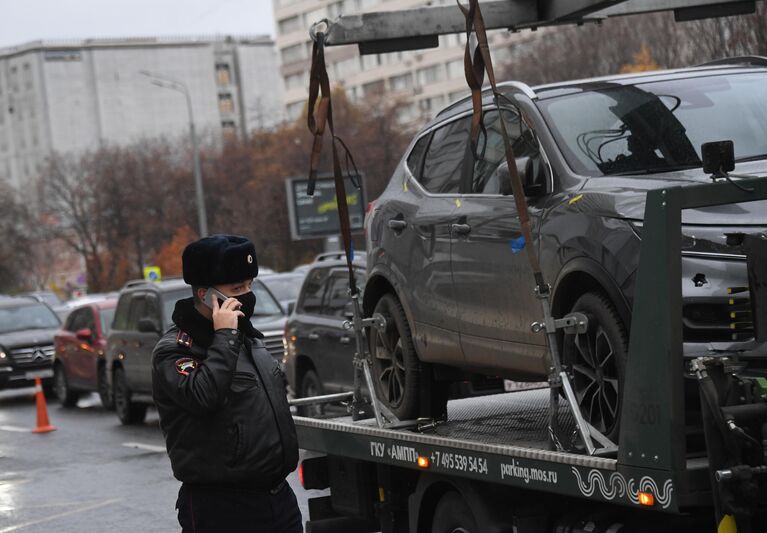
[25,369,54,380]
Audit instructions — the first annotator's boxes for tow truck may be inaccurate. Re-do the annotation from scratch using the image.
[289,2,767,531]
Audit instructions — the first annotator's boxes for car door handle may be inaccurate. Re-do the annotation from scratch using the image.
[451,223,472,235]
[388,219,407,231]
[340,336,351,344]
[308,333,320,341]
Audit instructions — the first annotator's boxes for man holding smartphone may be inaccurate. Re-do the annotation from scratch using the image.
[152,234,300,533]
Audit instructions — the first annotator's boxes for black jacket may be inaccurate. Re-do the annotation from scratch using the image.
[152,298,298,488]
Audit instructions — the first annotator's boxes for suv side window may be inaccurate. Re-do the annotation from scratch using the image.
[406,135,429,178]
[145,295,161,324]
[66,309,85,332]
[126,295,148,331]
[471,109,544,195]
[113,295,131,331]
[81,308,96,332]
[420,117,471,194]
[322,269,366,318]
[299,268,329,315]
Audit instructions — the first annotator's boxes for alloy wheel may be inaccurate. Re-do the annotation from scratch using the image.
[571,317,620,435]
[374,323,406,408]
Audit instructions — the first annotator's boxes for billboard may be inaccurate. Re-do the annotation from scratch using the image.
[285,174,366,240]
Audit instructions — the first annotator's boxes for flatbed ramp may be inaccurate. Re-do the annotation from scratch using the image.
[295,389,679,511]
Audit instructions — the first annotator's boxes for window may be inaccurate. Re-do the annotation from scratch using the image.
[446,59,464,80]
[65,309,87,332]
[278,15,303,35]
[218,93,234,114]
[406,135,429,177]
[112,297,130,331]
[389,73,412,92]
[299,268,329,315]
[287,101,304,120]
[215,63,231,85]
[333,57,359,79]
[420,117,471,194]
[361,54,381,70]
[416,65,443,86]
[145,295,161,325]
[221,120,237,138]
[419,95,444,115]
[322,269,365,317]
[252,282,283,317]
[126,295,148,331]
[284,72,306,91]
[362,80,385,96]
[281,44,305,64]
[100,308,116,335]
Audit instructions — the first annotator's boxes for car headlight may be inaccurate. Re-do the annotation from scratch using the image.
[0,347,8,365]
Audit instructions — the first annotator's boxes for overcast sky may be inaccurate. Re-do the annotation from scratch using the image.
[0,0,275,48]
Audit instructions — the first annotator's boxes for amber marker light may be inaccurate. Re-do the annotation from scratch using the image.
[417,456,430,469]
[638,492,655,506]
[298,463,305,488]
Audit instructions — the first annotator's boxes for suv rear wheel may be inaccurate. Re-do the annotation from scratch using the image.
[370,293,447,420]
[114,367,147,425]
[54,363,80,408]
[562,292,628,442]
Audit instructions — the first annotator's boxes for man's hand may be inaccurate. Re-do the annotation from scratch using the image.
[212,295,244,331]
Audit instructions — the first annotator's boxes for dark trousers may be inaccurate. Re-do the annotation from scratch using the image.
[176,481,302,533]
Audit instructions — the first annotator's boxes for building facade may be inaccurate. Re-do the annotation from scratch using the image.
[273,0,516,123]
[0,35,284,199]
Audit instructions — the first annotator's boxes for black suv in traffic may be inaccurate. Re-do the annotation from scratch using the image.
[284,253,366,415]
[0,296,61,391]
[364,60,767,438]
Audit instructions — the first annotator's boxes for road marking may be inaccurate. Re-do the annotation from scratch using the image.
[0,426,30,433]
[0,498,119,533]
[121,442,166,453]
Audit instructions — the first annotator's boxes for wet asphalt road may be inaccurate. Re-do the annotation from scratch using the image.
[0,388,326,533]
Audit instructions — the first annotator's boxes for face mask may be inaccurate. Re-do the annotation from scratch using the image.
[234,291,256,318]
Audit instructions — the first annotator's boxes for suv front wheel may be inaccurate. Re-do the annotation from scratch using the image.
[562,292,628,442]
[114,367,147,425]
[370,293,447,421]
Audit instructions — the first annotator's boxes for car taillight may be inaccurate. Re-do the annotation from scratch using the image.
[364,200,376,231]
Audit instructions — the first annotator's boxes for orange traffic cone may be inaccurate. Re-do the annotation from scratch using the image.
[32,376,56,433]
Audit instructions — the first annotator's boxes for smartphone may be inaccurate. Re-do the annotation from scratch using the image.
[202,287,231,309]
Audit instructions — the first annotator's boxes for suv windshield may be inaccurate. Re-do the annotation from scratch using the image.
[537,72,767,176]
[0,303,60,334]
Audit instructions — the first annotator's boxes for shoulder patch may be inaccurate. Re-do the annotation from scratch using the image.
[176,330,193,348]
[175,357,199,376]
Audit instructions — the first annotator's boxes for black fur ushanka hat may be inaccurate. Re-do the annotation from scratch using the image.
[182,234,258,286]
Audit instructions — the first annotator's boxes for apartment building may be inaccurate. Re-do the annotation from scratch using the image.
[0,35,283,199]
[274,0,516,122]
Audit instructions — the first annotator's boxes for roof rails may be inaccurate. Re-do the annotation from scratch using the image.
[435,81,537,118]
[314,252,365,263]
[697,56,767,68]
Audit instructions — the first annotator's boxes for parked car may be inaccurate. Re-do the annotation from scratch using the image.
[259,272,306,312]
[107,278,287,424]
[284,255,367,415]
[53,299,117,408]
[364,60,767,438]
[106,279,190,424]
[0,296,61,391]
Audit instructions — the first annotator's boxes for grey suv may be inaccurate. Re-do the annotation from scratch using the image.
[364,60,767,438]
[107,278,288,424]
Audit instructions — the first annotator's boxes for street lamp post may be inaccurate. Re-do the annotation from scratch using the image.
[139,70,208,237]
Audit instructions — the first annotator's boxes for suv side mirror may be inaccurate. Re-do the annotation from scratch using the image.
[137,318,161,334]
[75,328,93,342]
[702,140,734,176]
[498,158,546,197]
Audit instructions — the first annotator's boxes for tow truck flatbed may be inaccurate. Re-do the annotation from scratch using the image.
[295,388,684,513]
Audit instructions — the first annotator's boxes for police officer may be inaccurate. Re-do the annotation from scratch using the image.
[152,234,301,533]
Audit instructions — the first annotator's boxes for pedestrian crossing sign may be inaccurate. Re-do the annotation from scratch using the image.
[143,266,162,283]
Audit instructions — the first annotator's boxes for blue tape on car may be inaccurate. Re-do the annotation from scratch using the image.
[510,236,526,253]
[350,241,355,262]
